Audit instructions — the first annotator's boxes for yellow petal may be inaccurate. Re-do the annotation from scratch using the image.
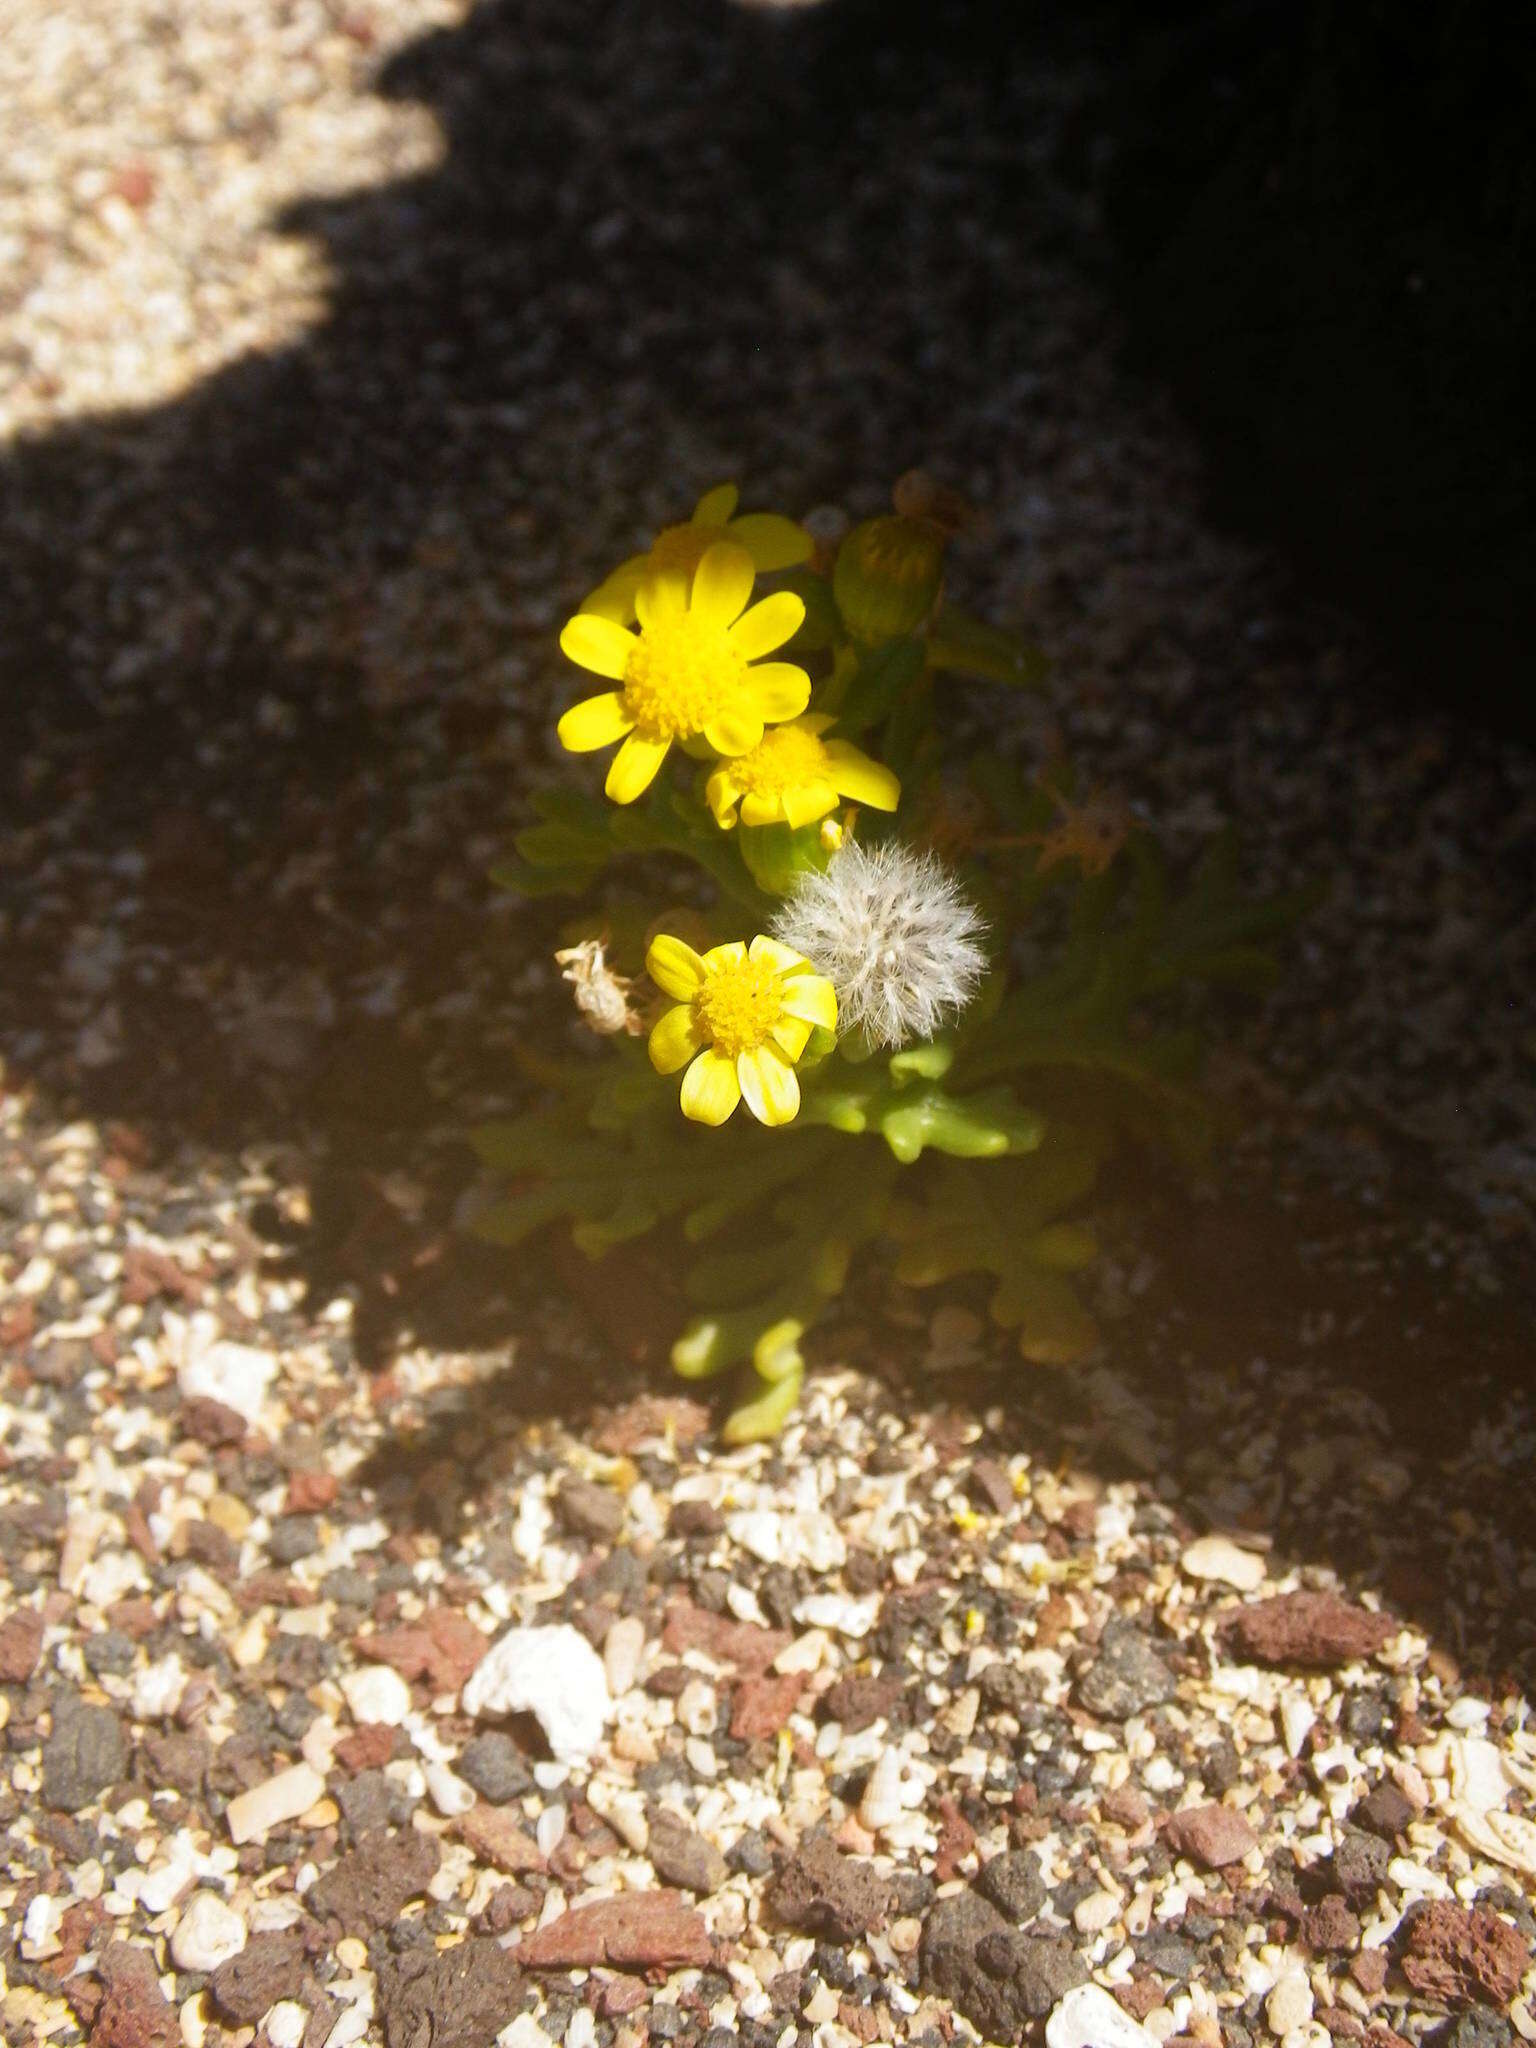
[560,613,636,680]
[582,559,646,624]
[729,591,805,660]
[704,703,764,756]
[556,691,633,752]
[634,566,688,628]
[726,512,814,572]
[646,934,708,999]
[704,767,741,827]
[648,1003,703,1074]
[690,541,756,628]
[745,661,811,724]
[799,712,835,737]
[779,972,838,1030]
[771,1015,813,1060]
[692,483,739,526]
[737,1045,801,1126]
[605,731,669,803]
[738,791,786,828]
[680,1049,741,1125]
[701,939,749,973]
[824,741,901,811]
[780,779,839,829]
[748,935,807,973]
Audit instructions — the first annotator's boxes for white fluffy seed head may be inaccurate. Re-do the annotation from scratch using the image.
[770,840,988,1050]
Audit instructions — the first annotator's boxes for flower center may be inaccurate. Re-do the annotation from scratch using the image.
[694,957,783,1059]
[729,724,830,799]
[622,615,746,743]
[648,522,718,577]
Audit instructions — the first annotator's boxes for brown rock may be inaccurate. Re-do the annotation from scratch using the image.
[1163,1803,1257,1869]
[379,1938,524,2048]
[646,1812,728,1895]
[765,1834,891,1943]
[334,1722,397,1773]
[595,1978,648,2018]
[1100,1782,1150,1830]
[179,1396,249,1447]
[1303,1895,1362,1954]
[515,1891,713,1970]
[820,1671,905,1732]
[85,1942,180,2048]
[593,1395,710,1454]
[0,1605,44,1682]
[1399,1901,1527,2008]
[285,1470,339,1513]
[966,1459,1016,1517]
[454,1803,545,1875]
[731,1672,804,1740]
[308,1828,441,1935]
[356,1607,487,1694]
[1227,1593,1395,1670]
[209,1932,308,2024]
[1350,1950,1389,1995]
[662,1599,791,1675]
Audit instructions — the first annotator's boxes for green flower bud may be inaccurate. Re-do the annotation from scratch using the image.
[833,516,944,642]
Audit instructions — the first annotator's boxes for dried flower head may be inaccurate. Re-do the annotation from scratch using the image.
[770,840,987,1050]
[555,938,643,1036]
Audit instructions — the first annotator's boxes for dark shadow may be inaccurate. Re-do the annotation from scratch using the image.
[1097,0,1536,734]
[0,0,1531,1689]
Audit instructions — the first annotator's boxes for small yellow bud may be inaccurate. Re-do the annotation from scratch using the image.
[833,515,945,642]
[963,1607,985,1640]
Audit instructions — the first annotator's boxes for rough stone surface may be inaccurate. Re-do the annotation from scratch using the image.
[1227,1593,1396,1669]
[661,1600,792,1675]
[0,1605,44,1682]
[515,1891,713,1970]
[647,1811,728,1894]
[1163,1802,1257,1869]
[1075,1622,1175,1720]
[453,1802,544,1875]
[1399,1902,1528,2009]
[555,1476,624,1541]
[456,1730,532,1804]
[209,1932,308,2024]
[379,1937,524,2048]
[821,1670,906,1732]
[88,1942,182,2048]
[976,1849,1047,1923]
[43,1698,128,1811]
[309,1826,442,1935]
[921,1889,1088,2041]
[731,1671,804,1740]
[766,1834,892,1943]
[358,1609,489,1696]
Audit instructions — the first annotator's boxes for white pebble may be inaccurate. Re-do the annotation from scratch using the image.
[793,1593,879,1638]
[499,2019,555,2048]
[1181,1536,1266,1592]
[340,1665,412,1728]
[536,1805,567,1859]
[1074,1888,1122,1934]
[226,1763,326,1845]
[461,1626,611,1766]
[425,1763,476,1817]
[1280,1696,1316,1759]
[1266,1975,1314,2037]
[603,1615,645,1696]
[170,1891,247,1973]
[1046,1983,1159,2048]
[677,1679,718,1737]
[177,1337,277,1424]
[264,2002,309,2048]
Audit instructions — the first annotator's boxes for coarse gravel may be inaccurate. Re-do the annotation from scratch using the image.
[2,3,1534,2047]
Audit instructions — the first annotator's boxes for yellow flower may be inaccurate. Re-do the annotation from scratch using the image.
[705,713,900,831]
[645,932,837,1127]
[584,484,812,626]
[557,542,810,804]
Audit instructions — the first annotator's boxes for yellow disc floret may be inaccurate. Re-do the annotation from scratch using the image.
[557,541,811,805]
[705,713,901,832]
[621,615,746,744]
[693,954,784,1059]
[644,932,838,1127]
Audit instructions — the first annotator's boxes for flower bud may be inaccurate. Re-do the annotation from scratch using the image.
[832,515,944,642]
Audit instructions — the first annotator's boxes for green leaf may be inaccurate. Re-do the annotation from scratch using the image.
[927,607,1050,688]
[721,1359,805,1443]
[737,820,831,896]
[831,638,926,736]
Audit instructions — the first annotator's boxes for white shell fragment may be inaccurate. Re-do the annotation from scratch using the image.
[460,1625,611,1765]
[1046,1983,1160,2048]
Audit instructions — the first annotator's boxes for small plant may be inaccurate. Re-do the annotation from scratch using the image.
[477,478,1305,1438]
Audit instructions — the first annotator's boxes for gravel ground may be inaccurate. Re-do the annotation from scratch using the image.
[2,2,1533,2046]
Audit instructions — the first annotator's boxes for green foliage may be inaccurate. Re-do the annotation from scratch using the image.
[475,478,1305,1435]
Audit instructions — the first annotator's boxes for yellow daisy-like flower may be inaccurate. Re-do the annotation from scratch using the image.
[557,542,810,804]
[584,484,813,626]
[646,932,837,1127]
[705,713,901,831]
